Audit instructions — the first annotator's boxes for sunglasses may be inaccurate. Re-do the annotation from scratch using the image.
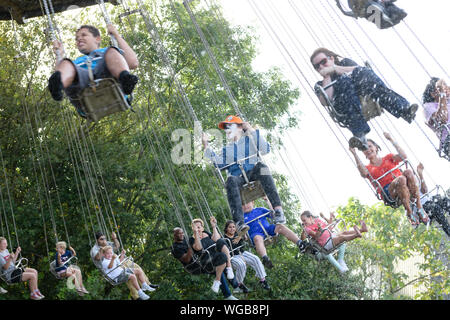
[313,57,329,70]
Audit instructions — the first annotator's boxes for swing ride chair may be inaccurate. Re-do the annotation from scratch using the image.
[92,254,135,286]
[184,244,216,275]
[0,257,28,285]
[244,211,279,247]
[315,61,383,128]
[223,238,246,258]
[305,218,346,256]
[370,158,414,208]
[335,0,394,27]
[369,159,429,226]
[217,153,266,206]
[49,256,78,280]
[76,77,132,124]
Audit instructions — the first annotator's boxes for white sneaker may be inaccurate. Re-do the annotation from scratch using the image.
[338,260,349,273]
[138,290,150,300]
[0,287,7,294]
[211,280,221,293]
[142,283,156,292]
[225,295,239,300]
[226,267,234,280]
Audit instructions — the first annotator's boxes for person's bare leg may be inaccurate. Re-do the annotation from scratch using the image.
[253,235,267,258]
[404,169,423,210]
[104,48,129,79]
[55,60,77,88]
[390,176,412,214]
[22,272,37,293]
[275,225,300,244]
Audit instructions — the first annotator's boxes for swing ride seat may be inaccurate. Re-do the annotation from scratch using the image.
[315,61,383,128]
[217,154,267,205]
[92,255,135,286]
[49,256,78,280]
[245,211,279,247]
[77,78,131,123]
[223,238,246,258]
[184,244,216,275]
[369,159,414,208]
[305,218,345,256]
[0,257,28,285]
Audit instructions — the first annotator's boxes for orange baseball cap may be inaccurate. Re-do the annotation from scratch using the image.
[218,115,243,130]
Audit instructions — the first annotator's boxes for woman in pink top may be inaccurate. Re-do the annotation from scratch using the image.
[422,78,450,159]
[300,211,367,252]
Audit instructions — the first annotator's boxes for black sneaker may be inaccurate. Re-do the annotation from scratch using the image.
[262,255,273,269]
[260,280,271,291]
[403,103,418,124]
[349,135,369,151]
[238,283,250,294]
[297,240,307,254]
[273,209,286,224]
[118,71,139,95]
[48,71,64,101]
[236,221,250,237]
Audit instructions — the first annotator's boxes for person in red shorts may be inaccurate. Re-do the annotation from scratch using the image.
[350,132,430,225]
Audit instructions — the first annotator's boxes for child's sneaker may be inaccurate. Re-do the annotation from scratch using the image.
[225,267,234,280]
[30,292,44,300]
[138,290,150,300]
[142,283,156,292]
[48,71,64,101]
[118,71,139,95]
[211,280,221,293]
[225,295,239,300]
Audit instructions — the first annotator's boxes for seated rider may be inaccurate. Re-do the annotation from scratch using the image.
[299,213,349,274]
[350,132,430,225]
[223,220,271,292]
[301,211,368,273]
[416,163,450,236]
[171,225,238,300]
[243,198,303,269]
[422,78,450,159]
[311,47,418,151]
[90,231,157,300]
[54,241,89,296]
[202,115,286,236]
[48,24,139,118]
[336,0,407,29]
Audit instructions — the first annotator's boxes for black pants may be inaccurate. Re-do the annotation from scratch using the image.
[225,162,281,224]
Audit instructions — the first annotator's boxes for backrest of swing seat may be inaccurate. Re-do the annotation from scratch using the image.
[79,78,130,122]
[240,180,266,205]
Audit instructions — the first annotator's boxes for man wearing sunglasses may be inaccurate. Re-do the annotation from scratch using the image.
[202,115,286,237]
[311,47,418,151]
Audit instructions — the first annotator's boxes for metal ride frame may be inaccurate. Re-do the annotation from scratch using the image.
[0,256,29,285]
[215,153,266,206]
[303,218,346,256]
[92,254,135,286]
[49,255,79,280]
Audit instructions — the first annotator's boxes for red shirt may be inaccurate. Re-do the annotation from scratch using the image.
[366,153,402,193]
[305,219,331,247]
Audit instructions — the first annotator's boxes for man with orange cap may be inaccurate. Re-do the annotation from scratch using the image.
[202,115,286,237]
